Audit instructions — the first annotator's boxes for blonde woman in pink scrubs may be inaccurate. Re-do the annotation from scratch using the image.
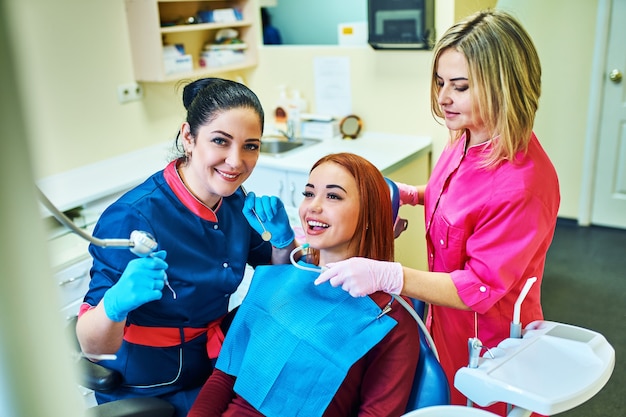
[315,10,559,416]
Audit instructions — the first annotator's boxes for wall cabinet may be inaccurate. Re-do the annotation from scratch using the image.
[124,0,260,82]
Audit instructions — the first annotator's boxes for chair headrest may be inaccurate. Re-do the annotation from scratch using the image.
[385,178,400,224]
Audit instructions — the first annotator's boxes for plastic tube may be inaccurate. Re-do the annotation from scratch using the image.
[510,277,537,338]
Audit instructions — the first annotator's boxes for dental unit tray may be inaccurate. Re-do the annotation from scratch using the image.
[454,320,615,415]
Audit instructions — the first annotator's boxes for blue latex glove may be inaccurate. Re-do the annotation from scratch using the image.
[243,192,295,248]
[103,250,168,322]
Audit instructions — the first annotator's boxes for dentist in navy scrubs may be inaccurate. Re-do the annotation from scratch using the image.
[76,78,296,416]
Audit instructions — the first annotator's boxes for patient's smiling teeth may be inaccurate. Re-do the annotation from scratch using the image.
[308,220,329,228]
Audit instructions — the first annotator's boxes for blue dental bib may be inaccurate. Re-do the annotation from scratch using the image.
[216,263,396,417]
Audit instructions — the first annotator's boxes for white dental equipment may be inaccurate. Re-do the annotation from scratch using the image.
[38,187,156,255]
[510,277,537,339]
[240,185,272,242]
[289,243,325,273]
[453,320,614,417]
[37,186,177,299]
[402,277,615,417]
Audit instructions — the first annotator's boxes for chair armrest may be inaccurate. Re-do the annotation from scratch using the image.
[78,358,123,392]
[85,397,175,417]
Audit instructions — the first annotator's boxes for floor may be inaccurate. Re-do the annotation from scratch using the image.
[540,219,625,416]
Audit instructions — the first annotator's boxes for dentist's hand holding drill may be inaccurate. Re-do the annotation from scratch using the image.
[102,250,169,322]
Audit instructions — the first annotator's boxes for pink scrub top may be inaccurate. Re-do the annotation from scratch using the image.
[424,132,560,413]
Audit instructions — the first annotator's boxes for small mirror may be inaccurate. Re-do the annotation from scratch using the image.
[339,115,363,139]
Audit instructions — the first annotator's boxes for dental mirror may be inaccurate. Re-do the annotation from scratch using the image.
[339,114,362,139]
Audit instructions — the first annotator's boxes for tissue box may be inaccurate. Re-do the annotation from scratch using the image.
[164,54,193,75]
[162,44,193,75]
[301,119,340,140]
[200,49,245,68]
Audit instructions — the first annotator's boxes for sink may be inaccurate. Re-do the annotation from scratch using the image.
[260,136,322,157]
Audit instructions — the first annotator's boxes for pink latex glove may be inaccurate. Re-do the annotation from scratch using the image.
[314,257,404,297]
[396,182,420,206]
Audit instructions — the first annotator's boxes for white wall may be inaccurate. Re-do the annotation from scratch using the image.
[496,0,599,218]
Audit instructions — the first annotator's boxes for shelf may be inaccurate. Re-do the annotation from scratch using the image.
[160,19,252,34]
[124,0,259,82]
[155,61,258,83]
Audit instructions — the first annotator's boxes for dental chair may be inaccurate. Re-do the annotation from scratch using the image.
[69,179,447,416]
[66,316,175,417]
[405,299,450,412]
[384,178,451,412]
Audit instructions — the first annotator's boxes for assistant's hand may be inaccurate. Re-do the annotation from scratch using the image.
[103,250,168,322]
[243,191,295,248]
[396,182,421,206]
[314,257,404,297]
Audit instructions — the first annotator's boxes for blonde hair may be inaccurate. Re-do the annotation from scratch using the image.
[430,9,541,166]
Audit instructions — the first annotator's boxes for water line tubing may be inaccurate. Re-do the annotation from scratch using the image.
[37,186,132,249]
[289,243,439,360]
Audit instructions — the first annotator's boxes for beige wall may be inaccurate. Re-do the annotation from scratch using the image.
[5,0,600,220]
[455,0,498,21]
[495,0,598,219]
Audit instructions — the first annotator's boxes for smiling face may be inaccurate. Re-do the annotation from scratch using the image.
[299,161,361,265]
[435,48,489,145]
[179,107,262,208]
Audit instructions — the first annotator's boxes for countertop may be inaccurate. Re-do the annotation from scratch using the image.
[257,131,432,174]
[37,131,431,214]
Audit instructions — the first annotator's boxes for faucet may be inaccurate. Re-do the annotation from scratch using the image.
[278,120,296,142]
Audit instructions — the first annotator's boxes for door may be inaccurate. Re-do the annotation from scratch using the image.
[591,0,626,228]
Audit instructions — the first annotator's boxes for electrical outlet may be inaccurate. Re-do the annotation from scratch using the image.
[117,82,143,104]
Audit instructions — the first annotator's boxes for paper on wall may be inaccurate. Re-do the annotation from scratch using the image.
[313,56,352,118]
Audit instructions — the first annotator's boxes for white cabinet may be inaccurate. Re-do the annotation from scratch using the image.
[54,257,92,323]
[244,166,309,208]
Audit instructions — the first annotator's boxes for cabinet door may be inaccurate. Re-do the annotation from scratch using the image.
[243,166,285,198]
[283,171,308,208]
[55,257,92,313]
[243,168,308,208]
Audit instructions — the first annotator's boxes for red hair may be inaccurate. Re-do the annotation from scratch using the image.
[305,153,394,264]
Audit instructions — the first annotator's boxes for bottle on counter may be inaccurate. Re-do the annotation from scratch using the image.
[286,89,307,139]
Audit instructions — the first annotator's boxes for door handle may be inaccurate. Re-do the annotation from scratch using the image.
[609,69,622,83]
[278,180,284,201]
[289,182,296,207]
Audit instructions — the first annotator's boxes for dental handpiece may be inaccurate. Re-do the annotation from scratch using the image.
[240,185,272,242]
[37,187,176,299]
[130,231,176,300]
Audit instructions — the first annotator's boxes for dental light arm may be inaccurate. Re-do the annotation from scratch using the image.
[36,186,157,256]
